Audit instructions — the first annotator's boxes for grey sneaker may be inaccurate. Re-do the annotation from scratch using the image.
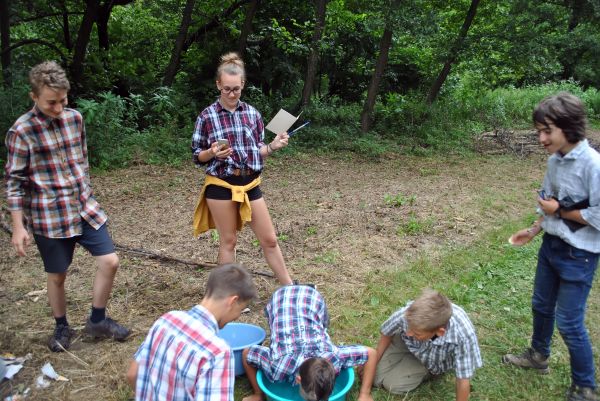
[48,324,74,352]
[502,347,549,374]
[567,385,600,401]
[84,317,130,341]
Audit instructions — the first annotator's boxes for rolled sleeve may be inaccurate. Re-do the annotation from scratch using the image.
[580,167,600,231]
[335,345,369,368]
[453,338,482,379]
[191,116,208,166]
[5,129,30,211]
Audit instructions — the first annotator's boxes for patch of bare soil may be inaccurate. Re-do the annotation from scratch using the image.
[0,152,546,400]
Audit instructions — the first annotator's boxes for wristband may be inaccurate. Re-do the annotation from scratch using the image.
[267,143,274,154]
[554,204,561,218]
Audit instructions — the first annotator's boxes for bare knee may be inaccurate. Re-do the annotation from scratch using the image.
[47,273,67,287]
[259,234,278,250]
[220,233,238,251]
[98,253,119,272]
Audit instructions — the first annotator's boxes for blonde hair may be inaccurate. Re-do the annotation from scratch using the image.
[29,61,70,95]
[216,52,246,82]
[405,289,452,331]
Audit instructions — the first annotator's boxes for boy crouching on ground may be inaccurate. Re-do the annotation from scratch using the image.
[126,264,257,401]
[241,285,377,401]
[371,289,482,401]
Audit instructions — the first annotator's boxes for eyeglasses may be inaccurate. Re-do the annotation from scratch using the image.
[220,86,242,95]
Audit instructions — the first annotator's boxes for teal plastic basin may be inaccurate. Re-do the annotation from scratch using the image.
[257,367,355,401]
[217,322,266,376]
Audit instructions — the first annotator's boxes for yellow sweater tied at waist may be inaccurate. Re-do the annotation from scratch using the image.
[193,174,262,236]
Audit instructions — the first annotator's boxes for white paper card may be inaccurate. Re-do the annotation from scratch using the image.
[265,109,301,134]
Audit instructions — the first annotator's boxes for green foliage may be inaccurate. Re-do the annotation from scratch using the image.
[384,193,416,207]
[396,212,434,236]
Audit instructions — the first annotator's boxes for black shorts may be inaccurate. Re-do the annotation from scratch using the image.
[205,174,263,201]
[33,221,115,273]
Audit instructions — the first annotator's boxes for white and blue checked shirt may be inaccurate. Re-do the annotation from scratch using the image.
[540,139,600,253]
[380,303,482,379]
[134,305,234,401]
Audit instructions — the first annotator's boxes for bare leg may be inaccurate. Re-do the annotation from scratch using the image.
[92,253,119,308]
[47,272,68,318]
[248,198,292,285]
[206,199,240,264]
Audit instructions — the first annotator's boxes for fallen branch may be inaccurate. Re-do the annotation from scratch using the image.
[0,206,274,278]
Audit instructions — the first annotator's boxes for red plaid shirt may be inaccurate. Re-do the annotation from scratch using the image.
[191,100,266,177]
[4,106,107,238]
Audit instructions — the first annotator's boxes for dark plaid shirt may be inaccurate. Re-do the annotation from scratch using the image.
[191,100,265,177]
[4,106,107,238]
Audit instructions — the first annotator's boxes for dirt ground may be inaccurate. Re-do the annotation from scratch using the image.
[0,132,596,400]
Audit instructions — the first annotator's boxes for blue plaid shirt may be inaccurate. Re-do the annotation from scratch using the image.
[540,140,600,253]
[380,302,482,379]
[191,100,265,177]
[246,286,369,383]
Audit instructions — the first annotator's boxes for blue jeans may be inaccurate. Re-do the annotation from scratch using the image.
[531,234,599,389]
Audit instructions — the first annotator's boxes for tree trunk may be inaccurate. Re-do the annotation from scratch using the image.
[70,0,99,92]
[60,0,72,51]
[360,27,393,133]
[237,0,260,55]
[426,0,480,105]
[0,0,10,86]
[300,0,327,108]
[163,0,197,87]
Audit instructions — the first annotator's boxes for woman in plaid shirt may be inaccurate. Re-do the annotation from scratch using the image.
[192,53,293,285]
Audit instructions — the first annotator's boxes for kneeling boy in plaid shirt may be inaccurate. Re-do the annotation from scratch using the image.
[241,285,377,401]
[126,264,257,401]
[370,289,482,401]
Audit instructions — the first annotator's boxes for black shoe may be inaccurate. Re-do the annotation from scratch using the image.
[84,317,130,341]
[48,324,74,352]
[292,280,317,289]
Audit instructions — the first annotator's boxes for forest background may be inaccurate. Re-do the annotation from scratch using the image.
[2,0,600,168]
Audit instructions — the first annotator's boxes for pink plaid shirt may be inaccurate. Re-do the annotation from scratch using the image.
[4,106,107,238]
[134,305,234,401]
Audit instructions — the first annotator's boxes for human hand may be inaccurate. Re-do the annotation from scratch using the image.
[12,226,30,256]
[508,228,535,246]
[537,197,560,216]
[211,141,232,159]
[357,392,374,401]
[271,131,289,151]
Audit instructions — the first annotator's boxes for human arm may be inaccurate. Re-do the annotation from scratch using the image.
[509,217,544,246]
[197,141,233,163]
[260,131,289,158]
[375,334,393,364]
[241,348,264,401]
[126,360,138,390]
[10,210,31,256]
[456,378,471,401]
[357,347,377,401]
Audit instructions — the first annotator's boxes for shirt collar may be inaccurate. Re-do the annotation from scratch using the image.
[32,105,59,127]
[216,99,245,113]
[556,139,588,161]
[190,305,219,332]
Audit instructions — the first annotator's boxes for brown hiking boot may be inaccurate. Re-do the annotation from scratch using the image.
[502,347,549,374]
[567,385,600,401]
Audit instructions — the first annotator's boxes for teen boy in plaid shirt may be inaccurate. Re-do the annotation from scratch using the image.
[126,264,257,401]
[4,61,129,352]
[242,285,377,401]
[371,289,482,401]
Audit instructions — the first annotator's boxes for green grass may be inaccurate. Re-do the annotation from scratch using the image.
[327,216,598,401]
